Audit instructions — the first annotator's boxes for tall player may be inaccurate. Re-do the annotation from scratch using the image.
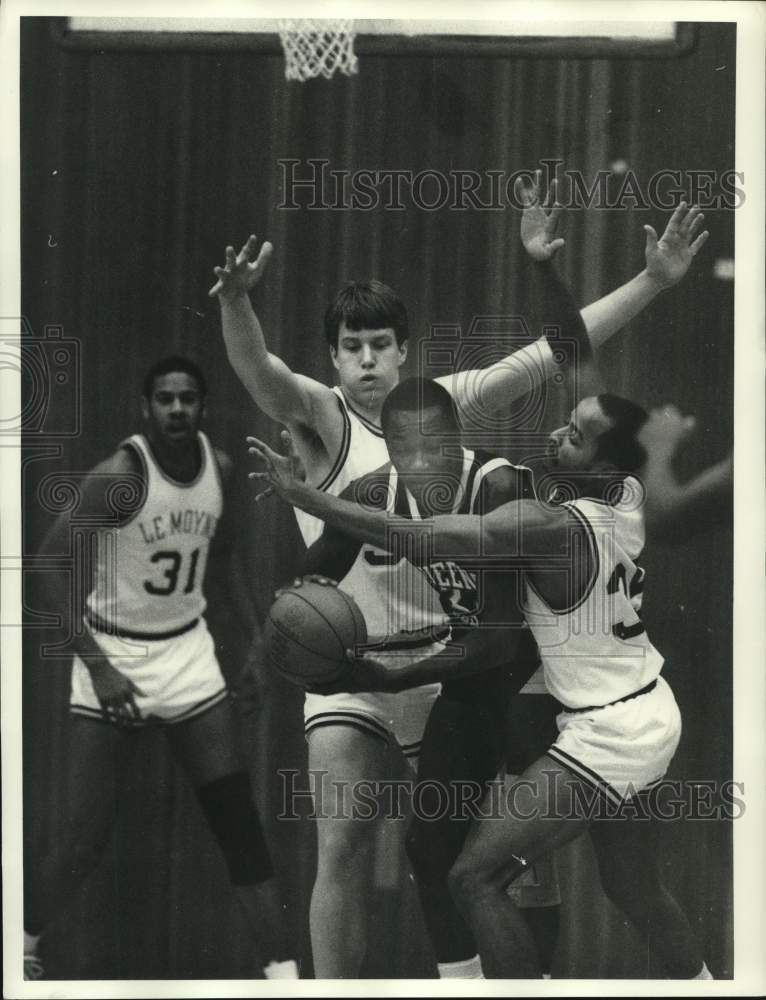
[277,375,560,979]
[249,391,714,981]
[24,357,297,981]
[210,185,707,976]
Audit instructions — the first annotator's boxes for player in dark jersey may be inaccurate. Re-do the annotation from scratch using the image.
[259,389,714,980]
[243,182,707,977]
[287,376,547,979]
[24,357,297,981]
[262,370,570,979]
[249,285,714,981]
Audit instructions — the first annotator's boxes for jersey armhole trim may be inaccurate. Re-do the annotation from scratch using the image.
[467,457,511,511]
[343,395,386,438]
[525,505,600,615]
[314,395,352,494]
[514,464,538,501]
[206,433,226,497]
[113,439,148,528]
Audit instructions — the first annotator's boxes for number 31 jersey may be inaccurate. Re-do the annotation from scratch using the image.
[522,478,663,710]
[86,432,223,636]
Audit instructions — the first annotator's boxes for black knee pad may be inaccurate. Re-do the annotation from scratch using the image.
[195,771,274,885]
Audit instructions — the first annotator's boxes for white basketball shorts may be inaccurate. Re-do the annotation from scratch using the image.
[546,674,682,806]
[304,637,444,769]
[70,619,228,727]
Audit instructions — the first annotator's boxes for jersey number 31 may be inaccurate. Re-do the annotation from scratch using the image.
[144,549,201,596]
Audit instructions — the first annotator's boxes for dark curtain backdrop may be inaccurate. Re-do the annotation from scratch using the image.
[21,18,735,980]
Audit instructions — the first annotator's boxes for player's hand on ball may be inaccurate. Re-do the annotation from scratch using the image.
[301,574,337,587]
[208,235,273,302]
[644,203,709,289]
[274,575,337,600]
[516,169,565,261]
[88,660,144,725]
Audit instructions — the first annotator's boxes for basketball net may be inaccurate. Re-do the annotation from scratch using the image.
[277,20,358,81]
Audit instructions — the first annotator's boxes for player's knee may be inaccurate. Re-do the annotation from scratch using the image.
[315,816,377,873]
[449,845,530,907]
[195,771,274,885]
[448,851,494,906]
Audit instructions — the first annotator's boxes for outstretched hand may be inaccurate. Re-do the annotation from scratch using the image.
[515,170,565,261]
[638,404,697,461]
[644,203,709,290]
[209,235,273,303]
[247,432,306,505]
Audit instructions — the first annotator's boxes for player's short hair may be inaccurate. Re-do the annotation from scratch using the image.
[594,393,648,472]
[142,356,208,400]
[381,377,459,436]
[324,280,409,348]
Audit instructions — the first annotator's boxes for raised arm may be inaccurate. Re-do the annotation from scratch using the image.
[209,236,338,432]
[582,202,709,347]
[439,175,709,412]
[248,433,569,563]
[637,405,733,543]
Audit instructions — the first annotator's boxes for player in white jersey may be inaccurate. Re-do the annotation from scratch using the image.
[251,388,713,981]
[293,385,389,547]
[24,357,297,981]
[211,182,706,976]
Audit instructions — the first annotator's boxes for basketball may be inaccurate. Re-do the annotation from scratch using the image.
[263,578,367,689]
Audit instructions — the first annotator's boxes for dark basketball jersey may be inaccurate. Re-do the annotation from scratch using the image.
[303,448,538,674]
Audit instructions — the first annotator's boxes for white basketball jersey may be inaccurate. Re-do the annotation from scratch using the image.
[86,432,223,635]
[523,477,663,709]
[294,387,390,547]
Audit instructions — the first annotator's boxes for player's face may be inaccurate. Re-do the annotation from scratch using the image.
[142,372,204,448]
[548,397,613,472]
[385,405,462,510]
[331,324,407,411]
